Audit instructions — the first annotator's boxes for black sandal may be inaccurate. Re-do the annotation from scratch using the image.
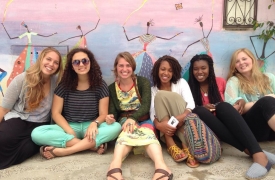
[155,169,173,180]
[107,168,124,180]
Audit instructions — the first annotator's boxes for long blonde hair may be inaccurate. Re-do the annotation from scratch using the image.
[25,47,63,111]
[227,48,272,95]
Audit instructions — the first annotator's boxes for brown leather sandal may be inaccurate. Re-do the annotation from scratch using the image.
[154,169,173,180]
[106,168,124,180]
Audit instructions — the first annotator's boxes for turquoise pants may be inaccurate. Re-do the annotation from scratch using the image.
[31,121,121,148]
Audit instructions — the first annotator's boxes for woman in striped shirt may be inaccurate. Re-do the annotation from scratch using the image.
[31,48,121,159]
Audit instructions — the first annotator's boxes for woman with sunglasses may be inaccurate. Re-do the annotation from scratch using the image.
[31,48,121,159]
[0,47,63,169]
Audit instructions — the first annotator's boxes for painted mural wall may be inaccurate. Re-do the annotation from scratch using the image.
[0,0,274,103]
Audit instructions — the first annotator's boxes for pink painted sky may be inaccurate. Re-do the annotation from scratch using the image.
[0,0,223,30]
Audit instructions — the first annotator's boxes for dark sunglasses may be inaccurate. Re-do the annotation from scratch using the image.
[72,58,90,66]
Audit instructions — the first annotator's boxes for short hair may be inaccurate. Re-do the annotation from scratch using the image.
[151,55,182,89]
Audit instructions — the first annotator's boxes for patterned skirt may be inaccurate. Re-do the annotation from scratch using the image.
[116,118,159,154]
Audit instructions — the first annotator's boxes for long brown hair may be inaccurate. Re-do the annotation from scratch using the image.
[25,47,63,111]
[227,48,272,95]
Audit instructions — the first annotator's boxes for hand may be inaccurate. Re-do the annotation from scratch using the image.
[233,99,246,115]
[203,103,216,112]
[106,114,116,125]
[122,119,136,134]
[155,119,176,137]
[85,122,98,142]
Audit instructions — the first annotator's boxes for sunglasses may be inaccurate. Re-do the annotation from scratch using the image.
[72,58,90,66]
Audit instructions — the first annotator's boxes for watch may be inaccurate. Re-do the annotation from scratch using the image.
[94,120,100,126]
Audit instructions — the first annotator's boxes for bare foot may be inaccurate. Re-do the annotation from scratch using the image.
[153,168,172,180]
[90,143,107,154]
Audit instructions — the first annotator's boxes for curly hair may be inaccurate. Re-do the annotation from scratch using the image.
[151,55,182,89]
[188,54,222,106]
[25,47,63,111]
[112,52,136,79]
[61,48,103,90]
[227,48,272,95]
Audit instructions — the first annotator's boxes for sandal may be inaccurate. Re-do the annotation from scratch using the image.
[107,168,124,180]
[40,146,57,160]
[167,144,187,162]
[155,169,173,180]
[183,148,200,168]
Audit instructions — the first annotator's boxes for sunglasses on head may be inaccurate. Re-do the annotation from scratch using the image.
[72,58,90,66]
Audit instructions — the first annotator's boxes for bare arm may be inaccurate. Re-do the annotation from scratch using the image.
[156,32,183,40]
[250,35,260,59]
[1,23,19,39]
[206,14,213,38]
[182,40,200,56]
[0,106,10,123]
[122,26,139,41]
[84,19,100,36]
[85,96,109,141]
[37,32,57,37]
[51,95,76,136]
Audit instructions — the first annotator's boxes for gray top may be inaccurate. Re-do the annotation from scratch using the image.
[1,72,58,122]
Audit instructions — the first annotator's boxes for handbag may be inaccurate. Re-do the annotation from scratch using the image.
[183,113,221,164]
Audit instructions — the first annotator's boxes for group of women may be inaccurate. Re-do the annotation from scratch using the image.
[0,46,275,180]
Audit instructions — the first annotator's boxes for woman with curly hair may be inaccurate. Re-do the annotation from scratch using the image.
[150,55,221,168]
[0,47,63,169]
[188,53,275,179]
[31,48,121,159]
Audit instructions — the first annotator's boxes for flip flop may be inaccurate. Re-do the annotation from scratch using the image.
[39,146,57,160]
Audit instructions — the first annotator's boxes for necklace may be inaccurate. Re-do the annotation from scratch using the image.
[200,88,208,97]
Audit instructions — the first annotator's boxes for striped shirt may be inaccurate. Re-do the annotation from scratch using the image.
[54,80,109,122]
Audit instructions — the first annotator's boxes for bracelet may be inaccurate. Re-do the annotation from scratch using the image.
[186,108,192,113]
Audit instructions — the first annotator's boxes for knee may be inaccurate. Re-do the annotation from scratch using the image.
[31,126,45,144]
[215,102,232,111]
[192,106,208,115]
[258,96,275,105]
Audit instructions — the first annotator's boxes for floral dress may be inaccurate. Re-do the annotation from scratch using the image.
[115,81,159,150]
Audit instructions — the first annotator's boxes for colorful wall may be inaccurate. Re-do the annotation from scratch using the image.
[0,0,274,103]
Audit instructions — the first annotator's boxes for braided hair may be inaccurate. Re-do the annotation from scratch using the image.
[188,54,222,106]
[151,55,182,89]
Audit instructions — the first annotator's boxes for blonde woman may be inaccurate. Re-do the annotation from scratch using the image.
[0,47,63,169]
[225,48,275,179]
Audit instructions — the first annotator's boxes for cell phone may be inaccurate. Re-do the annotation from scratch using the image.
[167,116,179,127]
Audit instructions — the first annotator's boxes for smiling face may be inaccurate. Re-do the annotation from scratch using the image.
[193,60,209,83]
[116,57,133,80]
[72,52,91,75]
[40,51,60,78]
[158,61,173,85]
[235,51,253,76]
